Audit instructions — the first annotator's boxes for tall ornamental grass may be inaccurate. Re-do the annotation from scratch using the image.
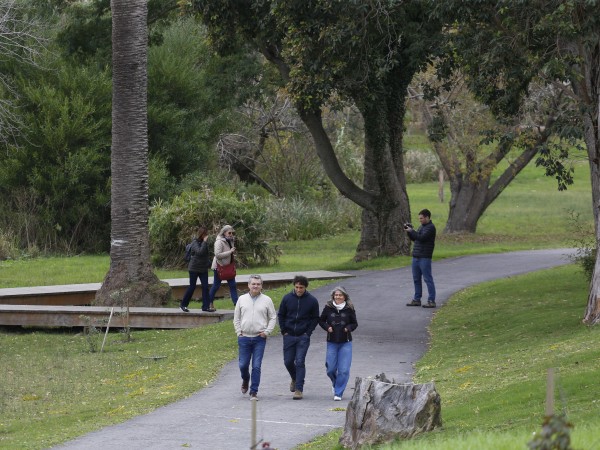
[262,196,361,240]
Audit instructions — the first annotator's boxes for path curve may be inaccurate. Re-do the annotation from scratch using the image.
[55,249,574,450]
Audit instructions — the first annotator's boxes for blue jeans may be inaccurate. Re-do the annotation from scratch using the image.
[326,341,353,398]
[181,271,210,310]
[283,334,311,392]
[208,270,238,305]
[412,257,436,302]
[238,336,267,394]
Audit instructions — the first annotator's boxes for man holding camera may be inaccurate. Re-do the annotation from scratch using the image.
[404,208,437,308]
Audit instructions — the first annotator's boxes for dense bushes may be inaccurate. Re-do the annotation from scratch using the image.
[263,196,360,240]
[149,188,281,268]
[149,186,362,268]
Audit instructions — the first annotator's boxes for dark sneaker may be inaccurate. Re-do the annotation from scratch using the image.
[241,381,249,394]
[290,379,296,392]
[249,392,258,400]
[406,300,421,306]
[293,390,303,400]
[180,305,190,312]
[422,301,436,308]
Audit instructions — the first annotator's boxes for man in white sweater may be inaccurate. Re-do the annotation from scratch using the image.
[233,274,277,400]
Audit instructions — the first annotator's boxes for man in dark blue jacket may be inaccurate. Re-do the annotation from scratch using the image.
[405,208,437,308]
[278,275,320,400]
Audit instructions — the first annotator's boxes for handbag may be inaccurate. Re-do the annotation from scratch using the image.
[217,256,236,280]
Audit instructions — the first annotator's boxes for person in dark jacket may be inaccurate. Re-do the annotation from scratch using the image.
[180,226,213,312]
[277,275,320,400]
[318,286,358,401]
[405,208,437,308]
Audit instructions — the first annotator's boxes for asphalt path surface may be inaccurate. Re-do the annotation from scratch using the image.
[55,249,574,450]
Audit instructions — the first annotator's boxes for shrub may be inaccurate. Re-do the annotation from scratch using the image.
[149,188,280,268]
[0,228,20,260]
[403,149,442,183]
[261,196,361,240]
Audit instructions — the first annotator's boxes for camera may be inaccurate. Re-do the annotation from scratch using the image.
[403,223,412,229]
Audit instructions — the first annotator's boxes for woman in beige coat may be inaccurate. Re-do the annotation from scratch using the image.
[208,224,239,305]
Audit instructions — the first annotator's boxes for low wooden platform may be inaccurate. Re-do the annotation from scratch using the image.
[0,270,353,329]
[0,271,353,306]
[0,304,234,329]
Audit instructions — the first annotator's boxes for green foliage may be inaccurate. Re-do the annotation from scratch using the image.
[262,196,361,241]
[404,149,441,183]
[0,229,21,261]
[147,18,262,184]
[0,6,266,256]
[566,209,595,282]
[528,414,574,450]
[0,58,112,253]
[149,188,281,268]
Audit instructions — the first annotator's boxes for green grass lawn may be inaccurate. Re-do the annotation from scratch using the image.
[0,159,597,449]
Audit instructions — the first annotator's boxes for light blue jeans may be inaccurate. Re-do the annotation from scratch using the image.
[326,341,353,398]
[412,257,436,302]
[238,336,267,394]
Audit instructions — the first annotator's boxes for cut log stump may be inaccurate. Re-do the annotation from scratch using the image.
[340,373,442,449]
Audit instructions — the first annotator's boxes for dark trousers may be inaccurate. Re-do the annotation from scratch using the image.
[181,271,210,309]
[283,334,311,392]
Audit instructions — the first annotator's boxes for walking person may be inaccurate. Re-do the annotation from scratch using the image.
[277,275,319,400]
[318,286,358,401]
[405,208,437,308]
[180,226,213,312]
[234,274,277,400]
[208,224,238,306]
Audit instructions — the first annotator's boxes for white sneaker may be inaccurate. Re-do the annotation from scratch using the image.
[333,396,342,401]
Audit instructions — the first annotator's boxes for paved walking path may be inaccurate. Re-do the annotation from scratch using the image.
[55,249,574,450]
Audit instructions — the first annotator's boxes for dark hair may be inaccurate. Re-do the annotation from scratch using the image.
[197,226,208,239]
[293,275,309,287]
[419,209,431,218]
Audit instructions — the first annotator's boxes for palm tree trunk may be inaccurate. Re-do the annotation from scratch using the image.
[95,0,170,307]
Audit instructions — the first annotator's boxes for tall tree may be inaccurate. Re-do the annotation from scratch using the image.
[410,75,569,233]
[95,0,170,307]
[194,0,443,259]
[0,0,46,145]
[429,0,600,323]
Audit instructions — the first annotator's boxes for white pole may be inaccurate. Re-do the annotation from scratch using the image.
[100,307,114,353]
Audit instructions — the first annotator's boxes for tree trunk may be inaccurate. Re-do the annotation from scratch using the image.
[300,107,411,259]
[583,112,600,324]
[444,177,488,233]
[567,38,600,325]
[356,70,413,259]
[95,0,170,307]
[340,374,442,449]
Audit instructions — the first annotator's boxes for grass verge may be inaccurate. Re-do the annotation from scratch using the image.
[300,265,600,449]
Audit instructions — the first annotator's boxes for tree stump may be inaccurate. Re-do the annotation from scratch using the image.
[339,373,442,449]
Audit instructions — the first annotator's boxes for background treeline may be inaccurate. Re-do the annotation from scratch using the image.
[0,0,440,264]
